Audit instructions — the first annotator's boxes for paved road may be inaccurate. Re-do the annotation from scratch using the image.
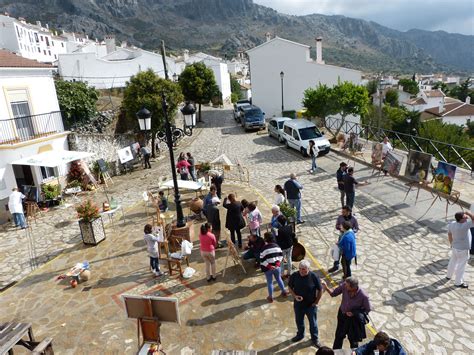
[192,107,474,354]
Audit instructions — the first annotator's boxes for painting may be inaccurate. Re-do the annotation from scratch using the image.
[383,151,404,176]
[404,151,432,182]
[371,143,383,163]
[433,161,456,195]
[118,147,133,164]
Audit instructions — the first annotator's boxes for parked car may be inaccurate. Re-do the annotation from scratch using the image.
[268,117,292,142]
[240,105,266,131]
[233,100,251,121]
[280,119,331,156]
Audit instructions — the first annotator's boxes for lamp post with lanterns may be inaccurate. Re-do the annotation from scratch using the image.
[280,71,285,113]
[181,102,196,135]
[136,107,152,145]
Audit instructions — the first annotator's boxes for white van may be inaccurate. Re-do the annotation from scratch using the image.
[281,119,331,156]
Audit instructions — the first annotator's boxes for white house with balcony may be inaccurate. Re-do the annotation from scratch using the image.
[246,36,362,117]
[0,14,68,63]
[0,50,70,223]
[401,88,446,112]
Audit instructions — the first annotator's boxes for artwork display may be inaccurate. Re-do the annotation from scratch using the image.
[130,142,141,158]
[383,151,404,176]
[97,159,108,173]
[404,151,432,182]
[371,143,383,163]
[118,147,134,164]
[346,133,363,153]
[433,161,456,195]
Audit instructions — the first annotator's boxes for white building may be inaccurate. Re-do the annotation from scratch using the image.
[0,50,70,223]
[176,51,232,103]
[246,36,362,117]
[423,97,474,127]
[0,14,68,63]
[401,89,445,112]
[58,46,178,89]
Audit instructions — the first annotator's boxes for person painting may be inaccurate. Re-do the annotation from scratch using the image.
[8,187,27,229]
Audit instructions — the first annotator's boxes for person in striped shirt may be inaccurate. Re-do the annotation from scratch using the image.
[260,232,288,303]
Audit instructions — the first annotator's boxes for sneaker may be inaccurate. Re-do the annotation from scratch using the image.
[207,277,212,282]
[211,276,217,281]
[154,271,163,277]
[445,276,451,280]
[309,170,313,173]
[291,335,304,343]
[281,291,288,298]
[296,220,305,225]
[312,339,322,348]
[455,283,468,288]
[328,266,339,273]
[266,296,273,303]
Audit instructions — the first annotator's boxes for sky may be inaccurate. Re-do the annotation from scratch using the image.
[253,0,474,36]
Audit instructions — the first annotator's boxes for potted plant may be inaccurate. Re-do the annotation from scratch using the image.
[76,199,106,245]
[278,201,297,233]
[41,183,61,207]
[197,161,211,177]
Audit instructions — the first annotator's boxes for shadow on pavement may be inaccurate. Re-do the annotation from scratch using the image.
[259,339,316,354]
[415,259,449,276]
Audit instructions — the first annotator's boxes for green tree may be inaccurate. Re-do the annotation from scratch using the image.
[384,89,399,107]
[55,79,98,127]
[419,120,471,147]
[449,77,471,102]
[179,62,218,122]
[331,81,370,136]
[432,81,449,95]
[302,83,337,129]
[230,76,243,103]
[382,105,406,131]
[467,121,474,138]
[365,80,378,96]
[398,78,419,95]
[122,69,183,156]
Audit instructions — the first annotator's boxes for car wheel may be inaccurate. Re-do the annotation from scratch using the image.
[301,148,307,157]
[278,135,284,143]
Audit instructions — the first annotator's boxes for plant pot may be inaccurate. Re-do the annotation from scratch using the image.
[79,217,106,245]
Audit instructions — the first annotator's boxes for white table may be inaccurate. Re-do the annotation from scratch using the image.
[100,204,125,231]
[161,180,204,197]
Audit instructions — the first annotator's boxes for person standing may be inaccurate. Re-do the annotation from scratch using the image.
[446,211,474,288]
[274,184,286,205]
[381,137,393,158]
[140,144,152,169]
[329,206,359,273]
[307,140,319,174]
[270,205,282,230]
[143,224,163,277]
[176,157,191,180]
[322,277,372,349]
[260,232,287,303]
[8,187,27,229]
[336,162,348,209]
[223,193,245,248]
[186,152,197,181]
[288,260,323,348]
[204,197,221,247]
[343,167,369,209]
[284,173,304,224]
[247,202,263,237]
[275,214,296,279]
[199,223,217,282]
[339,221,357,279]
[203,185,218,216]
[210,171,224,199]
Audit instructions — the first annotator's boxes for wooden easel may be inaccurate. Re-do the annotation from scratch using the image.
[99,171,114,188]
[25,201,41,225]
[403,180,429,205]
[223,235,247,277]
[416,188,461,221]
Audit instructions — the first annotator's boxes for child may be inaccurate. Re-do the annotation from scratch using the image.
[143,224,163,277]
[247,202,263,237]
[158,191,168,212]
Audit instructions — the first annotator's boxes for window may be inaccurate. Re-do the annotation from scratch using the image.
[51,41,54,46]
[40,35,43,41]
[8,89,33,138]
[40,166,56,180]
[37,47,40,53]
[292,129,300,140]
[284,126,292,135]
[269,121,276,128]
[45,37,49,46]
[34,33,39,42]
[299,127,322,140]
[48,50,51,55]
[61,43,64,47]
[43,50,46,55]
[54,54,57,59]
[16,25,20,37]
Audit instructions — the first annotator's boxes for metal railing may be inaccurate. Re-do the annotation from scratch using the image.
[0,111,65,145]
[325,116,474,171]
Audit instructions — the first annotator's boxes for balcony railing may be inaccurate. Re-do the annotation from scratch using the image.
[325,116,474,171]
[0,111,66,145]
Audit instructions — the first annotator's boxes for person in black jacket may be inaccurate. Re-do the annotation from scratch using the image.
[205,197,221,247]
[223,193,245,248]
[275,214,296,278]
[210,171,224,199]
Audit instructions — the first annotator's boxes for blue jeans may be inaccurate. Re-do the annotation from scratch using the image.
[12,213,26,228]
[281,247,293,276]
[189,168,196,181]
[243,249,260,262]
[294,303,319,340]
[264,267,285,298]
[149,257,160,272]
[345,192,355,209]
[311,156,317,171]
[288,198,302,223]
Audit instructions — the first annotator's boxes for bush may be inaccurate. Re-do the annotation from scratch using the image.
[41,183,61,200]
[76,200,100,222]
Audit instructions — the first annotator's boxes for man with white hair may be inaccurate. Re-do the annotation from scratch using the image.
[8,187,27,229]
[269,205,282,230]
[288,260,323,348]
[284,173,304,224]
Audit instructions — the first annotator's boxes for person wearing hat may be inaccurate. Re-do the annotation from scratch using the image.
[205,196,222,247]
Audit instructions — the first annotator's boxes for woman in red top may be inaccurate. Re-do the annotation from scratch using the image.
[199,223,217,282]
[176,157,191,180]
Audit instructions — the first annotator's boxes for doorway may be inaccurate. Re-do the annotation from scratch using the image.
[12,164,34,189]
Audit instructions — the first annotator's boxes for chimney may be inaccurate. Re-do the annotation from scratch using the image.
[265,32,271,42]
[45,23,49,30]
[36,21,42,27]
[183,49,189,61]
[105,35,116,54]
[316,37,324,64]
[466,96,471,104]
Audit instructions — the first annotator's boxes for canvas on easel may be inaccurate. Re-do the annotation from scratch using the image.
[383,151,404,176]
[433,161,456,195]
[405,151,432,182]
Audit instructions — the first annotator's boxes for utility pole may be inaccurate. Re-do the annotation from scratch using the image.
[377,74,383,136]
[160,40,169,80]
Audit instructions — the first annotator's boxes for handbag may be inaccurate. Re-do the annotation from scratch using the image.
[330,244,340,261]
[292,241,306,262]
[238,216,246,230]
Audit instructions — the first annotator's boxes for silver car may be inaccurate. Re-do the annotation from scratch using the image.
[268,116,292,142]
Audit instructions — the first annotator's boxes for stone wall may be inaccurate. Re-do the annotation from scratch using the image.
[68,132,138,176]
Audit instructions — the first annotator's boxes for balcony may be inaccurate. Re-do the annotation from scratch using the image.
[0,111,66,145]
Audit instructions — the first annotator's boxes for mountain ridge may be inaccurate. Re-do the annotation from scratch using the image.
[0,0,472,74]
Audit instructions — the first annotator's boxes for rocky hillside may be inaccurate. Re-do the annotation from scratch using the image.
[1,0,472,74]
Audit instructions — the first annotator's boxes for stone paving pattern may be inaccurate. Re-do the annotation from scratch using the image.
[0,106,473,354]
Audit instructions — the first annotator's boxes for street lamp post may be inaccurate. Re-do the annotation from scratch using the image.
[181,102,196,135]
[280,71,285,114]
[406,117,412,151]
[136,107,152,145]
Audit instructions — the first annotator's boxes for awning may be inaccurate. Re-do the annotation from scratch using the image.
[10,150,93,168]
[210,154,234,166]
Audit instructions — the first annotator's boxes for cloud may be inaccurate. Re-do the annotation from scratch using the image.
[253,0,474,35]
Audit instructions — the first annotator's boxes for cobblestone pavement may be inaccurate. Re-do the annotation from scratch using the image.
[1,106,473,353]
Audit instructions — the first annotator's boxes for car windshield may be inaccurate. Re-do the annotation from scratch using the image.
[299,127,322,140]
[245,109,262,117]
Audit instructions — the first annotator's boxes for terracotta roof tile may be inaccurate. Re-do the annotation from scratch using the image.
[424,89,445,98]
[424,102,474,117]
[0,50,53,68]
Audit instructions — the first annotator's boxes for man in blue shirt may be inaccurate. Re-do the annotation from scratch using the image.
[284,173,304,224]
[355,331,407,355]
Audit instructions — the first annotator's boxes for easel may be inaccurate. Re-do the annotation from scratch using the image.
[222,235,247,277]
[370,159,384,181]
[415,188,461,221]
[25,201,41,225]
[403,180,429,205]
[99,171,113,188]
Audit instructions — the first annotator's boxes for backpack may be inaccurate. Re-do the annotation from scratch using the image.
[179,165,188,174]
